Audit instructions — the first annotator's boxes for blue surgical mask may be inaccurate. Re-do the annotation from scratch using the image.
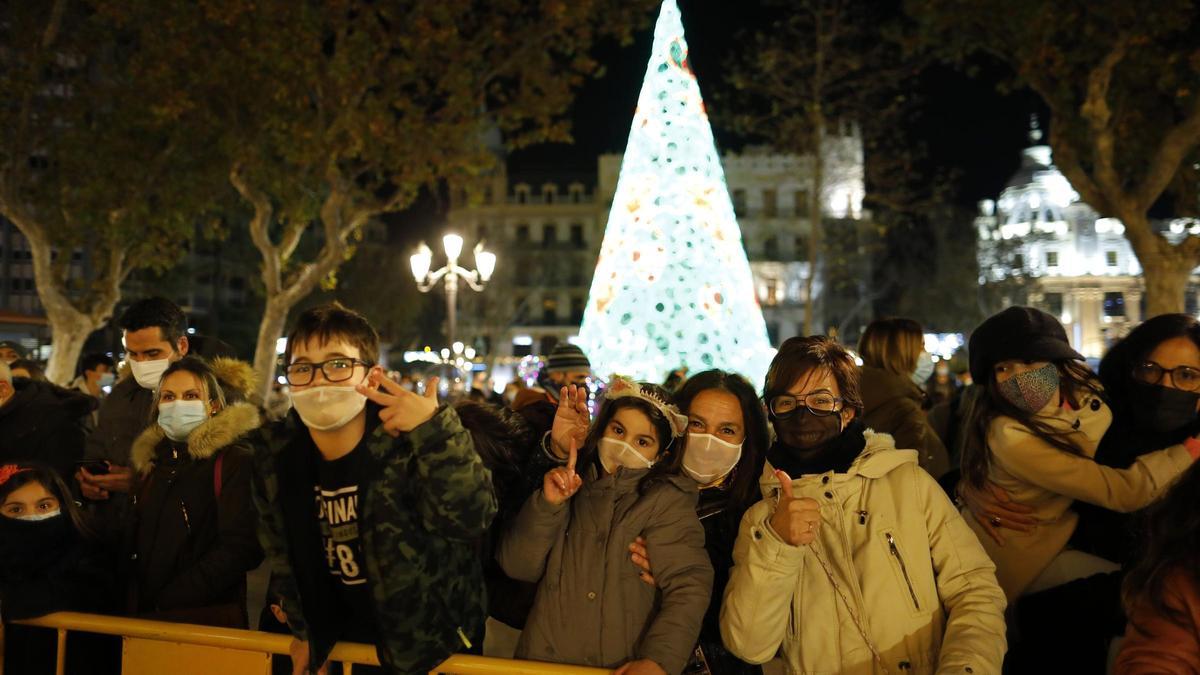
[158,400,210,442]
[98,372,115,388]
[912,352,935,386]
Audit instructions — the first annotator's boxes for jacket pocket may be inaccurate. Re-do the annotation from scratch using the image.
[884,531,921,613]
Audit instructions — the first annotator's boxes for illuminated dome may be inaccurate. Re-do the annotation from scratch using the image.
[996,119,1079,227]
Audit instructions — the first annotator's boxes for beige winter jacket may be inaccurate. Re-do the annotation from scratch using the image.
[497,464,713,675]
[721,431,1007,675]
[965,392,1194,601]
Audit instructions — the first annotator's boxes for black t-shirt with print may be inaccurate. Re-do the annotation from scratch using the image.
[315,440,379,644]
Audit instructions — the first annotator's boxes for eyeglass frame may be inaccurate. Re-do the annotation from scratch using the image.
[1131,361,1200,392]
[283,357,374,387]
[766,390,845,418]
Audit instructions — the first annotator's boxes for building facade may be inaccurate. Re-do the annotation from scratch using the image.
[975,120,1198,357]
[446,129,867,358]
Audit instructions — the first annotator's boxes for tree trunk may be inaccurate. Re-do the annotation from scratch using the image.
[43,308,97,385]
[251,295,290,403]
[1141,251,1193,317]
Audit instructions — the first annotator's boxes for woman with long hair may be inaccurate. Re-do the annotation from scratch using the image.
[668,369,768,674]
[127,356,263,627]
[857,317,950,479]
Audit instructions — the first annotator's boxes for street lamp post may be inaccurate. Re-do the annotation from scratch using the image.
[410,233,496,347]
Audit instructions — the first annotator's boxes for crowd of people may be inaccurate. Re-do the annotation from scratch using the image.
[2,296,1200,675]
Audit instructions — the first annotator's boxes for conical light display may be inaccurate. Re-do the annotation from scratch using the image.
[578,0,775,388]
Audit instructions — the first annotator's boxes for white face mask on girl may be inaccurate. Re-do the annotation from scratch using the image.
[289,385,367,431]
[684,433,743,484]
[598,437,655,474]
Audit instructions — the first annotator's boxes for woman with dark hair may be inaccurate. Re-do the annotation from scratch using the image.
[126,355,263,627]
[857,317,951,479]
[498,377,713,675]
[1115,461,1200,672]
[721,336,1006,674]
[669,369,768,675]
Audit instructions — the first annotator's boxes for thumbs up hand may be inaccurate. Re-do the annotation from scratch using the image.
[543,438,584,506]
[769,470,822,547]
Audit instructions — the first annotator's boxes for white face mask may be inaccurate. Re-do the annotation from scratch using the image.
[158,400,210,442]
[684,433,743,484]
[598,437,655,474]
[16,510,61,521]
[130,358,172,390]
[289,385,367,431]
[911,351,935,386]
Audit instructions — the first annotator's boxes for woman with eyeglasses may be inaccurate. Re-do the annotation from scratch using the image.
[720,336,1006,675]
[954,308,1200,672]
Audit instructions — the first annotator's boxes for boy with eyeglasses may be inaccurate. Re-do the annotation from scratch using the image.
[250,303,496,674]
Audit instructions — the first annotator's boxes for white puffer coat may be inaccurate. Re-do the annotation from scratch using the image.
[720,431,1007,675]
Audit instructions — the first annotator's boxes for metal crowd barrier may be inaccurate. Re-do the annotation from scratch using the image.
[0,612,610,674]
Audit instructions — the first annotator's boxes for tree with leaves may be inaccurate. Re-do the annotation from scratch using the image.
[907,0,1200,315]
[725,0,933,336]
[105,0,660,399]
[0,2,223,383]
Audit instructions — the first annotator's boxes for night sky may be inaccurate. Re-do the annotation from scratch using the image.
[507,0,1048,211]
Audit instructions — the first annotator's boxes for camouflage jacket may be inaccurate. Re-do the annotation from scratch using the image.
[250,403,497,674]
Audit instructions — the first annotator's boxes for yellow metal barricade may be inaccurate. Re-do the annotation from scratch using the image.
[0,612,613,674]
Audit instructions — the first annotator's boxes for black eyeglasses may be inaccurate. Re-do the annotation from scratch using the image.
[767,391,843,418]
[284,358,371,386]
[1132,361,1200,392]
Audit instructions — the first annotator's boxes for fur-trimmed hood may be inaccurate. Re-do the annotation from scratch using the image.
[114,355,256,401]
[131,401,261,475]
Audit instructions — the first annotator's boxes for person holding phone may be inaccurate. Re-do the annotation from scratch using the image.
[79,297,190,540]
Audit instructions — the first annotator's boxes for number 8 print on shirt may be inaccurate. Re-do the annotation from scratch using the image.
[315,483,366,585]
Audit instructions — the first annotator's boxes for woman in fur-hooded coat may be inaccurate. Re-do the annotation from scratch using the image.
[125,356,264,628]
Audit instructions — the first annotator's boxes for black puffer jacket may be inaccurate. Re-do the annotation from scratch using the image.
[127,401,264,627]
[0,378,97,479]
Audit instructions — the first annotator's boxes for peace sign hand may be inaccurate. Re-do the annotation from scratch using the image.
[357,372,440,437]
[543,438,583,506]
[550,384,590,459]
[769,470,822,547]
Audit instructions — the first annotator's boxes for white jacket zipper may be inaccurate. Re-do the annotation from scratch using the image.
[886,532,920,611]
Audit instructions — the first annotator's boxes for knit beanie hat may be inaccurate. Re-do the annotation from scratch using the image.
[968,306,1083,384]
[545,343,591,374]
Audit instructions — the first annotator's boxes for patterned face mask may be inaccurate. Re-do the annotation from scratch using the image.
[997,362,1060,413]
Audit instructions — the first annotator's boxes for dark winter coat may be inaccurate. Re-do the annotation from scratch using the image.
[0,514,115,619]
[859,366,951,479]
[693,486,762,675]
[498,464,713,675]
[0,378,97,480]
[83,370,155,536]
[481,428,562,630]
[127,401,263,627]
[251,403,497,674]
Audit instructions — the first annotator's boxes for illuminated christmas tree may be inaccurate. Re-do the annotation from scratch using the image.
[577,0,775,387]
